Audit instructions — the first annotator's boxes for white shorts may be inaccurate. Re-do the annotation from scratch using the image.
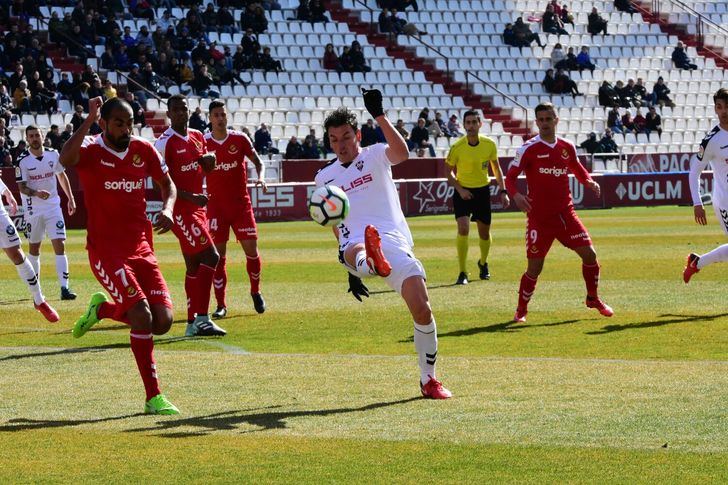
[25,206,66,244]
[713,203,728,236]
[0,211,21,249]
[341,233,426,294]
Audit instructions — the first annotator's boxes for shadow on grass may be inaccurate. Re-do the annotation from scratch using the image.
[126,397,422,437]
[0,413,145,432]
[0,336,193,361]
[0,298,32,306]
[586,313,728,335]
[368,281,466,296]
[397,319,584,342]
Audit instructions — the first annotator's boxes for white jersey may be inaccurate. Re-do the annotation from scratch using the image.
[690,125,728,207]
[0,177,8,216]
[15,148,65,217]
[314,143,413,247]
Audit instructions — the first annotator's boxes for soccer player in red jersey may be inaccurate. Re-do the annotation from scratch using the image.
[59,96,180,414]
[505,102,613,323]
[204,100,267,317]
[154,95,225,337]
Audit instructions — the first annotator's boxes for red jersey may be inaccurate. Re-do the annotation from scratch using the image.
[505,135,591,216]
[75,134,167,256]
[154,127,206,213]
[204,130,255,206]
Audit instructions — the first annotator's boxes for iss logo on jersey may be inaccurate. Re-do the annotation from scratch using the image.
[132,154,144,168]
[355,160,364,171]
[228,144,239,154]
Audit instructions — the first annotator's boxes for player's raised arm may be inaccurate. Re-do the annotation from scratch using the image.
[362,88,408,164]
[60,96,102,167]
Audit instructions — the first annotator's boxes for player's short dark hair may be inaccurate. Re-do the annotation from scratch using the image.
[100,97,133,121]
[167,94,187,108]
[209,99,226,113]
[462,109,480,122]
[535,102,557,116]
[713,88,728,104]
[324,107,358,134]
[25,124,40,135]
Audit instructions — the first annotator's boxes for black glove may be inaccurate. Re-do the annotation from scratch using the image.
[347,272,369,302]
[361,87,384,118]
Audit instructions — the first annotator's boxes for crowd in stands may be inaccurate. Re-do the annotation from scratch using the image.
[322,41,371,73]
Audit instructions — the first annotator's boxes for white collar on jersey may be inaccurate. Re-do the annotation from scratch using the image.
[206,131,229,145]
[98,134,129,160]
[165,127,191,142]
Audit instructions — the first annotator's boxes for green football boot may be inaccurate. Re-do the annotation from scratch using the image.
[72,292,109,338]
[144,394,180,415]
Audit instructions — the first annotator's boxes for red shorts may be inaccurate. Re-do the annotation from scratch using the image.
[172,208,214,255]
[208,201,258,243]
[525,207,592,259]
[88,241,172,318]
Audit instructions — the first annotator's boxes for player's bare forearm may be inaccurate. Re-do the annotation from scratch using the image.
[178,188,207,207]
[59,118,94,167]
[17,181,33,197]
[379,116,409,164]
[490,160,506,190]
[157,174,176,212]
[57,172,74,200]
[2,189,17,215]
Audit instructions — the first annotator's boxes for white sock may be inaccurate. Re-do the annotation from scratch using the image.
[353,251,373,278]
[56,254,69,289]
[16,258,45,305]
[414,319,437,385]
[698,244,728,269]
[28,254,40,278]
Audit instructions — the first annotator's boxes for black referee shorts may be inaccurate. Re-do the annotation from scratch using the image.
[453,185,492,224]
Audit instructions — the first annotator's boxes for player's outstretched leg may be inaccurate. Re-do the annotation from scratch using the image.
[684,245,728,283]
[683,253,700,283]
[73,292,109,338]
[14,255,59,323]
[364,225,392,277]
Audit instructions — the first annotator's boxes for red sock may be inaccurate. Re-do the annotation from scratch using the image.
[195,263,216,316]
[213,256,227,308]
[518,272,538,310]
[98,301,130,325]
[130,332,160,401]
[185,272,197,321]
[582,262,600,298]
[246,254,261,294]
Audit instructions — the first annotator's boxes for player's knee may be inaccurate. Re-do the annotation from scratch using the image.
[152,308,174,335]
[127,306,153,333]
[412,301,433,324]
[581,247,598,264]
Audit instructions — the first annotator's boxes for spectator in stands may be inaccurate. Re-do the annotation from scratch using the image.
[80,13,104,47]
[598,80,620,108]
[447,115,463,137]
[56,72,73,101]
[575,46,596,72]
[512,17,545,48]
[29,80,57,115]
[12,80,31,113]
[587,7,608,35]
[130,0,155,20]
[409,118,436,157]
[671,41,697,70]
[379,8,393,33]
[556,68,581,96]
[103,79,117,100]
[59,124,74,148]
[394,119,410,140]
[633,108,647,133]
[542,4,569,35]
[502,23,517,47]
[302,136,321,159]
[614,0,637,14]
[645,106,662,136]
[189,107,208,132]
[45,125,62,151]
[607,106,623,134]
[255,123,279,155]
[652,77,675,108]
[127,64,148,107]
[48,11,67,44]
[388,0,419,11]
[336,46,353,73]
[0,86,13,121]
[349,41,371,72]
[556,46,578,70]
[549,0,563,15]
[0,139,12,167]
[218,6,238,33]
[157,9,175,33]
[613,80,635,108]
[598,128,619,155]
[389,9,426,36]
[634,77,650,106]
[11,140,27,164]
[125,91,146,127]
[114,44,132,71]
[434,112,451,138]
[122,26,137,50]
[259,47,284,72]
[542,68,558,94]
[202,3,219,32]
[322,43,339,70]
[295,0,311,21]
[579,132,600,154]
[101,47,116,70]
[191,64,220,98]
[560,4,575,26]
[361,119,379,147]
[621,111,636,134]
[621,78,642,107]
[9,64,26,94]
[70,105,86,131]
[285,136,304,159]
[192,40,212,65]
[309,0,328,22]
[136,25,155,53]
[550,43,565,67]
[243,4,268,34]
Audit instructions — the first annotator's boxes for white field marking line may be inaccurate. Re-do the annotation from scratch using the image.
[0,346,726,366]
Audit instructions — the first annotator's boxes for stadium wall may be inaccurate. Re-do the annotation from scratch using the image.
[0,160,711,228]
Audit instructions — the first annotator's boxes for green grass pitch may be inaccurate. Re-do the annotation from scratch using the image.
[0,205,726,483]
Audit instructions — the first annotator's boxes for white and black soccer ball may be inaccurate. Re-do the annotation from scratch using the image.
[309,185,350,226]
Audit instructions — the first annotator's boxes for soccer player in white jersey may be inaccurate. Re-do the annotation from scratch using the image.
[314,89,451,399]
[684,87,728,282]
[0,176,59,322]
[15,125,77,300]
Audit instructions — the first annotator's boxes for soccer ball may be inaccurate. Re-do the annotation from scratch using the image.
[309,185,349,226]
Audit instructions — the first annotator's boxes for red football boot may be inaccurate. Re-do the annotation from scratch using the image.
[364,225,392,277]
[513,307,528,323]
[35,301,60,323]
[420,376,452,400]
[683,253,700,284]
[586,296,614,317]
